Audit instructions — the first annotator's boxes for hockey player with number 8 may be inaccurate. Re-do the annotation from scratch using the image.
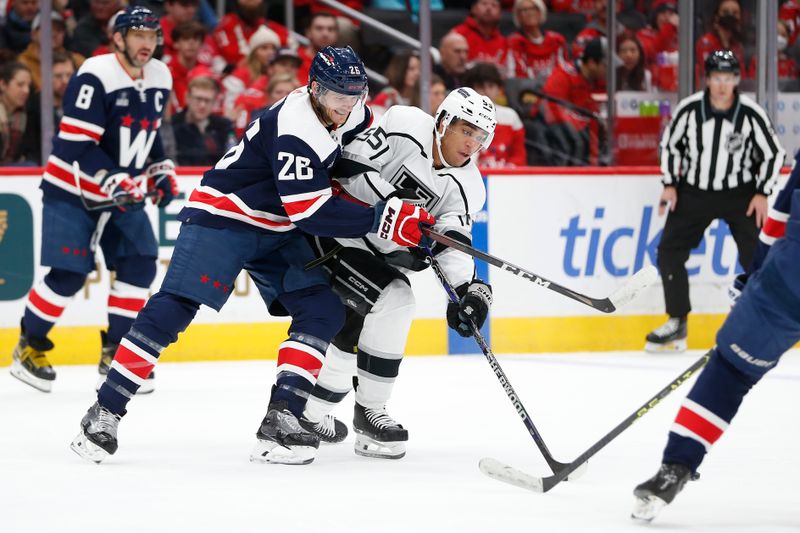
[632,150,800,521]
[299,87,497,459]
[9,6,177,394]
[70,45,434,466]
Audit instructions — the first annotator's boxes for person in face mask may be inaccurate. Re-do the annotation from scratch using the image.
[695,0,747,89]
[746,19,800,88]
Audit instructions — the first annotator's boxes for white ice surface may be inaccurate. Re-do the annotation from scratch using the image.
[2,351,799,533]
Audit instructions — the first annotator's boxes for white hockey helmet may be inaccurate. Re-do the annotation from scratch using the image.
[435,87,497,148]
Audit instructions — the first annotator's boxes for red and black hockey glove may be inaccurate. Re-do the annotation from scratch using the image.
[99,170,145,211]
[146,159,178,208]
[373,196,435,247]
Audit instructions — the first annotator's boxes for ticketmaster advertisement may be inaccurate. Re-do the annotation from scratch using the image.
[0,170,784,359]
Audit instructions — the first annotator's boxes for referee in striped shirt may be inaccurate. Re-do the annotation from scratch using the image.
[645,50,786,353]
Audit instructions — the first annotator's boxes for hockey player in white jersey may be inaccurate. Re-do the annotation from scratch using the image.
[300,87,497,458]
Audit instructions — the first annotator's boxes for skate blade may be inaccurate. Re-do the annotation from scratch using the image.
[9,361,53,393]
[631,495,667,522]
[70,431,110,464]
[250,439,316,465]
[354,434,406,459]
[644,339,687,354]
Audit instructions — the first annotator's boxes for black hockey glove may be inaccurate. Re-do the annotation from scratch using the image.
[447,280,492,337]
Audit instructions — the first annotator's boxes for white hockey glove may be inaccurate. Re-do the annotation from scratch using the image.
[146,159,178,208]
[447,280,493,337]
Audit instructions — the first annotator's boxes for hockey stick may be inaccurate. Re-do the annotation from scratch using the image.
[73,161,158,211]
[479,352,710,493]
[422,228,658,313]
[422,246,582,478]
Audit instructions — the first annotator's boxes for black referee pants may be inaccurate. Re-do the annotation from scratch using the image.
[657,184,760,319]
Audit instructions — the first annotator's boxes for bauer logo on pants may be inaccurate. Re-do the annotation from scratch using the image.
[0,194,34,300]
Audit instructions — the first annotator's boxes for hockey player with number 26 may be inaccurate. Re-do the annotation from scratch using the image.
[9,6,176,394]
[70,45,434,466]
[300,87,497,459]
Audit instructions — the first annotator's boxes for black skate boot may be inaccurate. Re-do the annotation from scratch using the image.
[631,463,697,521]
[353,402,408,459]
[300,414,348,444]
[645,317,687,353]
[70,401,122,464]
[250,401,320,465]
[97,331,155,394]
[9,321,56,392]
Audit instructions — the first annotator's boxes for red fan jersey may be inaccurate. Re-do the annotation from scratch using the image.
[452,16,508,66]
[506,30,567,79]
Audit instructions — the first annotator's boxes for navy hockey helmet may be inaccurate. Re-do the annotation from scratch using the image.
[705,49,740,76]
[308,46,368,97]
[113,5,161,38]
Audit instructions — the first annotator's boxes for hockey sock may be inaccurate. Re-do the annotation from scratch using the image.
[274,286,345,417]
[106,281,149,345]
[273,332,328,417]
[354,279,413,409]
[663,350,759,472]
[355,346,402,409]
[304,343,356,422]
[98,292,199,415]
[107,256,156,344]
[22,269,85,339]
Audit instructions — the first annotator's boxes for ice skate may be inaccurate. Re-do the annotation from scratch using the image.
[645,317,687,353]
[70,402,122,464]
[631,463,696,521]
[250,402,319,465]
[97,331,154,394]
[300,414,348,444]
[353,402,407,459]
[9,324,56,392]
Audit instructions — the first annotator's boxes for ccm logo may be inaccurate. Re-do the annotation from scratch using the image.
[379,206,396,239]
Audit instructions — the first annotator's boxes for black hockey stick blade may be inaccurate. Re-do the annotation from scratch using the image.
[479,352,710,493]
[422,228,658,313]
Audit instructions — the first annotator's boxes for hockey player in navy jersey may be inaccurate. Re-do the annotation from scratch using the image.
[9,6,176,394]
[631,151,800,522]
[299,88,497,459]
[70,46,435,466]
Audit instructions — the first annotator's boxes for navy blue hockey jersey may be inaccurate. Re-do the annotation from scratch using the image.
[179,87,376,237]
[41,53,172,205]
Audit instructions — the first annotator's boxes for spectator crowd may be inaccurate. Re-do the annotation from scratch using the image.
[0,0,796,168]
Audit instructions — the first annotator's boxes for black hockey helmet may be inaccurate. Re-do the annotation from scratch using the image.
[308,46,368,97]
[704,49,740,76]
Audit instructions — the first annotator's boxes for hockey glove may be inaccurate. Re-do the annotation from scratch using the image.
[99,171,145,211]
[373,196,435,247]
[146,159,178,208]
[727,273,748,306]
[447,280,493,337]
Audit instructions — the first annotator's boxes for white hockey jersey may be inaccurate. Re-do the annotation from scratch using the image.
[334,105,485,288]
